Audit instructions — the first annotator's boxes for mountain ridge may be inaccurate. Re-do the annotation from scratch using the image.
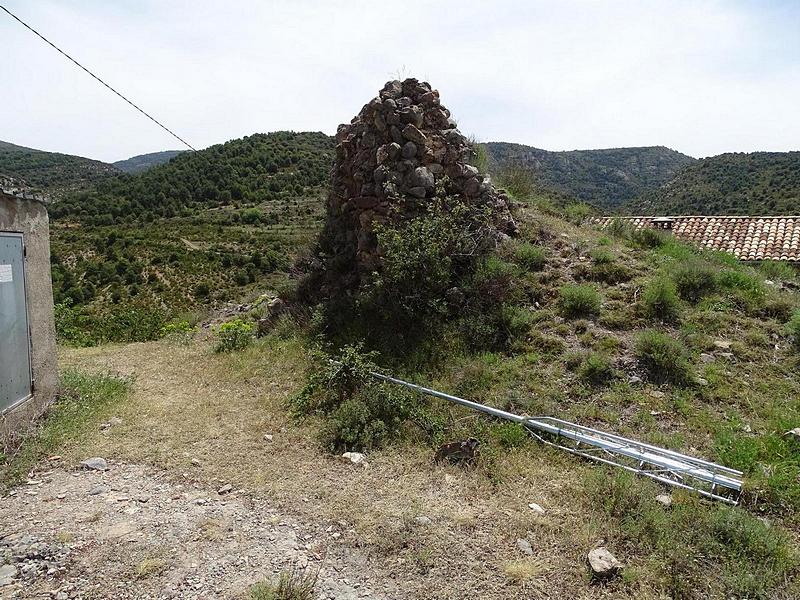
[483,142,697,208]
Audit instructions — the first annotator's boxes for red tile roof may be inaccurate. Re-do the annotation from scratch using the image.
[595,216,800,261]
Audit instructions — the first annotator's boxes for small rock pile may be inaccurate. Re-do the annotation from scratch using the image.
[314,78,516,293]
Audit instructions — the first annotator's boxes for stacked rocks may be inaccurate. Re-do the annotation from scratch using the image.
[315,78,516,293]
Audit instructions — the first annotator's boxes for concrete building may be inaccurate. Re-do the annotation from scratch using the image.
[0,189,57,436]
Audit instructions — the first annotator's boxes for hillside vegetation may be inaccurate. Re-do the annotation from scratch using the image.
[113,150,186,174]
[0,140,119,196]
[50,131,333,344]
[285,190,800,598]
[628,151,800,215]
[484,142,696,208]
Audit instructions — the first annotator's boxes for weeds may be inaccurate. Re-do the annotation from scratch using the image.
[515,243,546,271]
[214,319,254,353]
[634,330,692,384]
[671,260,717,302]
[787,310,800,349]
[1,370,130,486]
[250,566,318,600]
[641,278,681,322]
[577,352,615,386]
[584,469,797,599]
[558,284,601,318]
[293,345,416,452]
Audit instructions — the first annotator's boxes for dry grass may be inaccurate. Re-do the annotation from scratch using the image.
[57,337,760,599]
[134,556,168,579]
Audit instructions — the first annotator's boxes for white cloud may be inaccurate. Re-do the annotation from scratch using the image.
[1,0,798,161]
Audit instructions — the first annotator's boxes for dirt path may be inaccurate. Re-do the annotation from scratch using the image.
[0,460,390,599]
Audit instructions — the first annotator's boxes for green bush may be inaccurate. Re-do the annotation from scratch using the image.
[96,305,168,343]
[641,278,681,322]
[634,329,692,384]
[54,301,93,346]
[558,284,601,318]
[160,320,194,344]
[214,319,254,353]
[606,217,632,239]
[578,352,615,386]
[758,261,796,280]
[293,345,417,452]
[514,243,546,271]
[319,383,411,452]
[564,202,592,225]
[670,260,718,302]
[788,310,800,349]
[591,248,614,264]
[500,305,534,340]
[630,227,667,249]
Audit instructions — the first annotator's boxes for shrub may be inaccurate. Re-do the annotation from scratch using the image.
[578,352,615,386]
[641,278,681,322]
[788,310,800,349]
[54,301,93,346]
[670,260,718,302]
[214,319,254,353]
[195,282,210,298]
[591,248,614,264]
[493,423,529,448]
[634,329,692,384]
[97,305,168,343]
[717,269,766,312]
[606,217,632,239]
[758,260,796,280]
[630,227,666,249]
[318,387,404,452]
[515,243,546,271]
[496,165,536,200]
[293,345,416,452]
[160,320,194,344]
[564,203,592,225]
[500,305,534,340]
[558,284,601,318]
[250,567,318,600]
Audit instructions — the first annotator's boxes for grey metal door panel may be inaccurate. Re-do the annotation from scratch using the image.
[0,232,32,411]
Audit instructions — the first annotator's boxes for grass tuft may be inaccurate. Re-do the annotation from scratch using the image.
[558,284,601,318]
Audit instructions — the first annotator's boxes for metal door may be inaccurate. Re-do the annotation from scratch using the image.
[0,232,33,412]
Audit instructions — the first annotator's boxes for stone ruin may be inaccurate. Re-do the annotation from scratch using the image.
[311,78,517,295]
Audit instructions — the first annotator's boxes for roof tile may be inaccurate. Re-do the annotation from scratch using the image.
[594,216,800,261]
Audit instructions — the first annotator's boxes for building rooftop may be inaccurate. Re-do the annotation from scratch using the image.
[595,216,800,262]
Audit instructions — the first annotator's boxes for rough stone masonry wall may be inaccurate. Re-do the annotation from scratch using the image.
[317,78,516,292]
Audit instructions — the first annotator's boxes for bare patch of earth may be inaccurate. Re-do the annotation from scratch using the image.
[0,461,392,599]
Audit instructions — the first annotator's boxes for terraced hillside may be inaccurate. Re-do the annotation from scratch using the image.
[49,131,334,344]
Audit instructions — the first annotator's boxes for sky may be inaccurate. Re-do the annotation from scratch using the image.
[1,0,798,162]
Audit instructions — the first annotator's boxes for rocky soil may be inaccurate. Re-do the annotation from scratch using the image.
[0,461,394,599]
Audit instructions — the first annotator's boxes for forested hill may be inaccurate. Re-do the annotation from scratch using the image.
[113,150,186,174]
[483,142,696,208]
[0,140,119,196]
[51,131,335,224]
[626,151,800,215]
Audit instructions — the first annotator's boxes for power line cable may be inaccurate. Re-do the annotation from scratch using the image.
[0,4,197,152]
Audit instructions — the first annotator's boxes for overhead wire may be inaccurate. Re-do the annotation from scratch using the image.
[0,4,197,152]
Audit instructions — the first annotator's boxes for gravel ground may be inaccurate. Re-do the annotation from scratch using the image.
[0,460,397,600]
